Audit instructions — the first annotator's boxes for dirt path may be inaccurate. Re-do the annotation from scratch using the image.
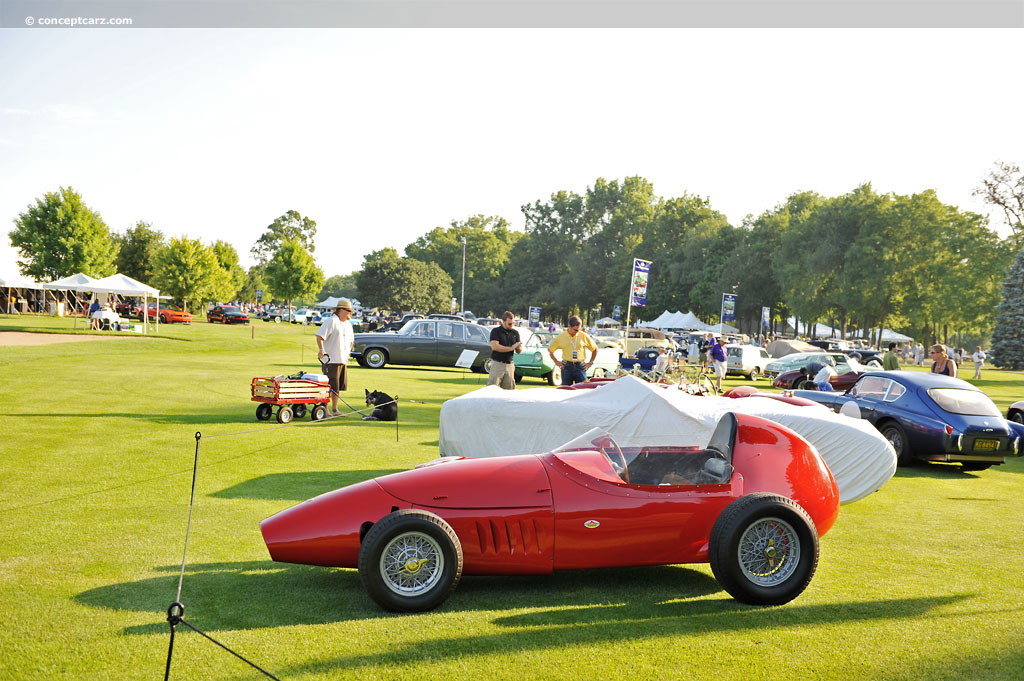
[0,331,134,346]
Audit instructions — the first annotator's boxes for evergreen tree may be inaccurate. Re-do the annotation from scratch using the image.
[990,248,1024,370]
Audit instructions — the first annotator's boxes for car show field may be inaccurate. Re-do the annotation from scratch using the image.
[1,315,1023,681]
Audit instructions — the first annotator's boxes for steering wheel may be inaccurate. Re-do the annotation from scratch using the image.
[594,436,630,484]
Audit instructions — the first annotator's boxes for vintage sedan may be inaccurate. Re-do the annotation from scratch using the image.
[207,305,249,324]
[764,351,860,382]
[138,303,192,324]
[795,371,1024,470]
[353,318,494,372]
[261,414,840,612]
[514,329,621,385]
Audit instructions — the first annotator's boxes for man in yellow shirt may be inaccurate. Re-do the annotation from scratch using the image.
[548,316,599,386]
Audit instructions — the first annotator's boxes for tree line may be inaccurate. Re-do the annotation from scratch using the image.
[9,162,1023,352]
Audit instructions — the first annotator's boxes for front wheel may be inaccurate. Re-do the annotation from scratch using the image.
[364,348,388,369]
[1009,410,1024,425]
[277,406,293,424]
[749,367,760,381]
[311,404,328,421]
[292,404,307,419]
[159,314,167,323]
[480,358,493,375]
[255,404,272,421]
[880,421,914,466]
[546,364,562,386]
[358,510,463,612]
[709,493,819,606]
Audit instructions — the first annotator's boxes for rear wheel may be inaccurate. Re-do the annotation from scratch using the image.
[1009,410,1024,425]
[749,367,760,380]
[880,421,914,465]
[709,494,819,606]
[546,364,562,386]
[311,404,328,421]
[255,404,272,421]
[364,348,387,369]
[481,358,493,374]
[159,314,167,323]
[277,406,293,424]
[292,404,307,419]
[358,510,463,612]
[795,377,814,390]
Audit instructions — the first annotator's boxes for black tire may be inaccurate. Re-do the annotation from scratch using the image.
[159,314,167,323]
[879,421,914,466]
[546,365,562,386]
[795,377,814,390]
[292,404,307,419]
[255,404,273,421]
[364,348,388,369]
[482,357,493,374]
[749,367,760,380]
[960,462,993,472]
[709,493,819,606]
[277,406,293,424]
[358,510,463,612]
[274,316,281,323]
[356,356,369,368]
[1009,410,1024,425]
[514,370,524,383]
[311,404,328,421]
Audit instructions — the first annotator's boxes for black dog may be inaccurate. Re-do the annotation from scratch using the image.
[363,389,398,421]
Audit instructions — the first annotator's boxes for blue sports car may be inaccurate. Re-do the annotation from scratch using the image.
[794,371,1024,471]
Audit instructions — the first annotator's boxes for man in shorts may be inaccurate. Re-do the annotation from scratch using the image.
[487,310,522,390]
[316,299,355,416]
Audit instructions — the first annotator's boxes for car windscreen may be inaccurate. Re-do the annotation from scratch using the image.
[927,388,1001,417]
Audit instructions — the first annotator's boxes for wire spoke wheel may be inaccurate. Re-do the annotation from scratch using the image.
[737,517,800,587]
[380,532,444,596]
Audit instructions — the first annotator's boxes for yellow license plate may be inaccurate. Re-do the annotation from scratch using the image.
[973,439,999,451]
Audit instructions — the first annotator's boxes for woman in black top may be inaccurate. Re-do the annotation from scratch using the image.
[929,344,957,378]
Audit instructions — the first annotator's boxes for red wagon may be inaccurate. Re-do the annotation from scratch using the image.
[251,375,331,423]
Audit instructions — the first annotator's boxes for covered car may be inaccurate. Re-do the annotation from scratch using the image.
[796,371,1024,470]
[262,415,840,612]
[439,376,896,505]
[353,318,494,372]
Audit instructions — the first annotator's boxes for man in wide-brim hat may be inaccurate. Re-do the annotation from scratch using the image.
[316,299,355,415]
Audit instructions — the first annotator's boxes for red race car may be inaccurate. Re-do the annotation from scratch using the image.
[261,412,840,612]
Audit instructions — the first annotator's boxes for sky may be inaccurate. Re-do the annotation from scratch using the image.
[1,28,1022,282]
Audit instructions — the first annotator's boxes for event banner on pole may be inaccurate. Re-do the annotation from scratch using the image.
[528,306,541,328]
[761,306,770,328]
[612,305,622,321]
[721,293,737,323]
[629,259,652,307]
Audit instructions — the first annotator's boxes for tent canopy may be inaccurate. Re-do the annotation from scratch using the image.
[640,310,712,331]
[594,316,620,327]
[89,273,159,296]
[41,273,98,292]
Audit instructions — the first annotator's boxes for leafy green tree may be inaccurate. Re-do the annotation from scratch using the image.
[974,161,1024,248]
[114,221,165,283]
[264,238,325,320]
[209,240,246,302]
[151,237,222,312]
[990,248,1024,370]
[238,265,273,304]
[9,186,118,280]
[251,210,317,264]
[320,273,358,300]
[356,248,453,312]
[405,214,522,315]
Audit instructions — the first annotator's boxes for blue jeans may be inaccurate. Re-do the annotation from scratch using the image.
[561,362,588,386]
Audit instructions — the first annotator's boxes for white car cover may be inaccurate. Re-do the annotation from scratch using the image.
[439,376,896,504]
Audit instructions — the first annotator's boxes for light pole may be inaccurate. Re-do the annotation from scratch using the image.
[460,236,467,315]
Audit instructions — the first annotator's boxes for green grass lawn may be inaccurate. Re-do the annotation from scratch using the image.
[2,314,1023,681]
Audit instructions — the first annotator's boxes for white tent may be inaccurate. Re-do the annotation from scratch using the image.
[317,296,362,313]
[708,322,739,333]
[2,271,44,314]
[90,274,161,333]
[41,273,99,292]
[847,328,913,343]
[594,316,620,327]
[640,310,712,331]
[677,311,712,331]
[439,376,897,504]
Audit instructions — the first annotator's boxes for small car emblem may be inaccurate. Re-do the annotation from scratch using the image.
[584,520,600,528]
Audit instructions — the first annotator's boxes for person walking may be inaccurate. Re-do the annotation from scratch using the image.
[548,315,598,386]
[929,344,957,378]
[487,311,522,390]
[707,333,728,391]
[972,346,986,379]
[315,299,355,416]
[914,342,925,366]
[882,342,900,371]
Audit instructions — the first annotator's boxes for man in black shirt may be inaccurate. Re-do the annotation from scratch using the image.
[487,310,522,389]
